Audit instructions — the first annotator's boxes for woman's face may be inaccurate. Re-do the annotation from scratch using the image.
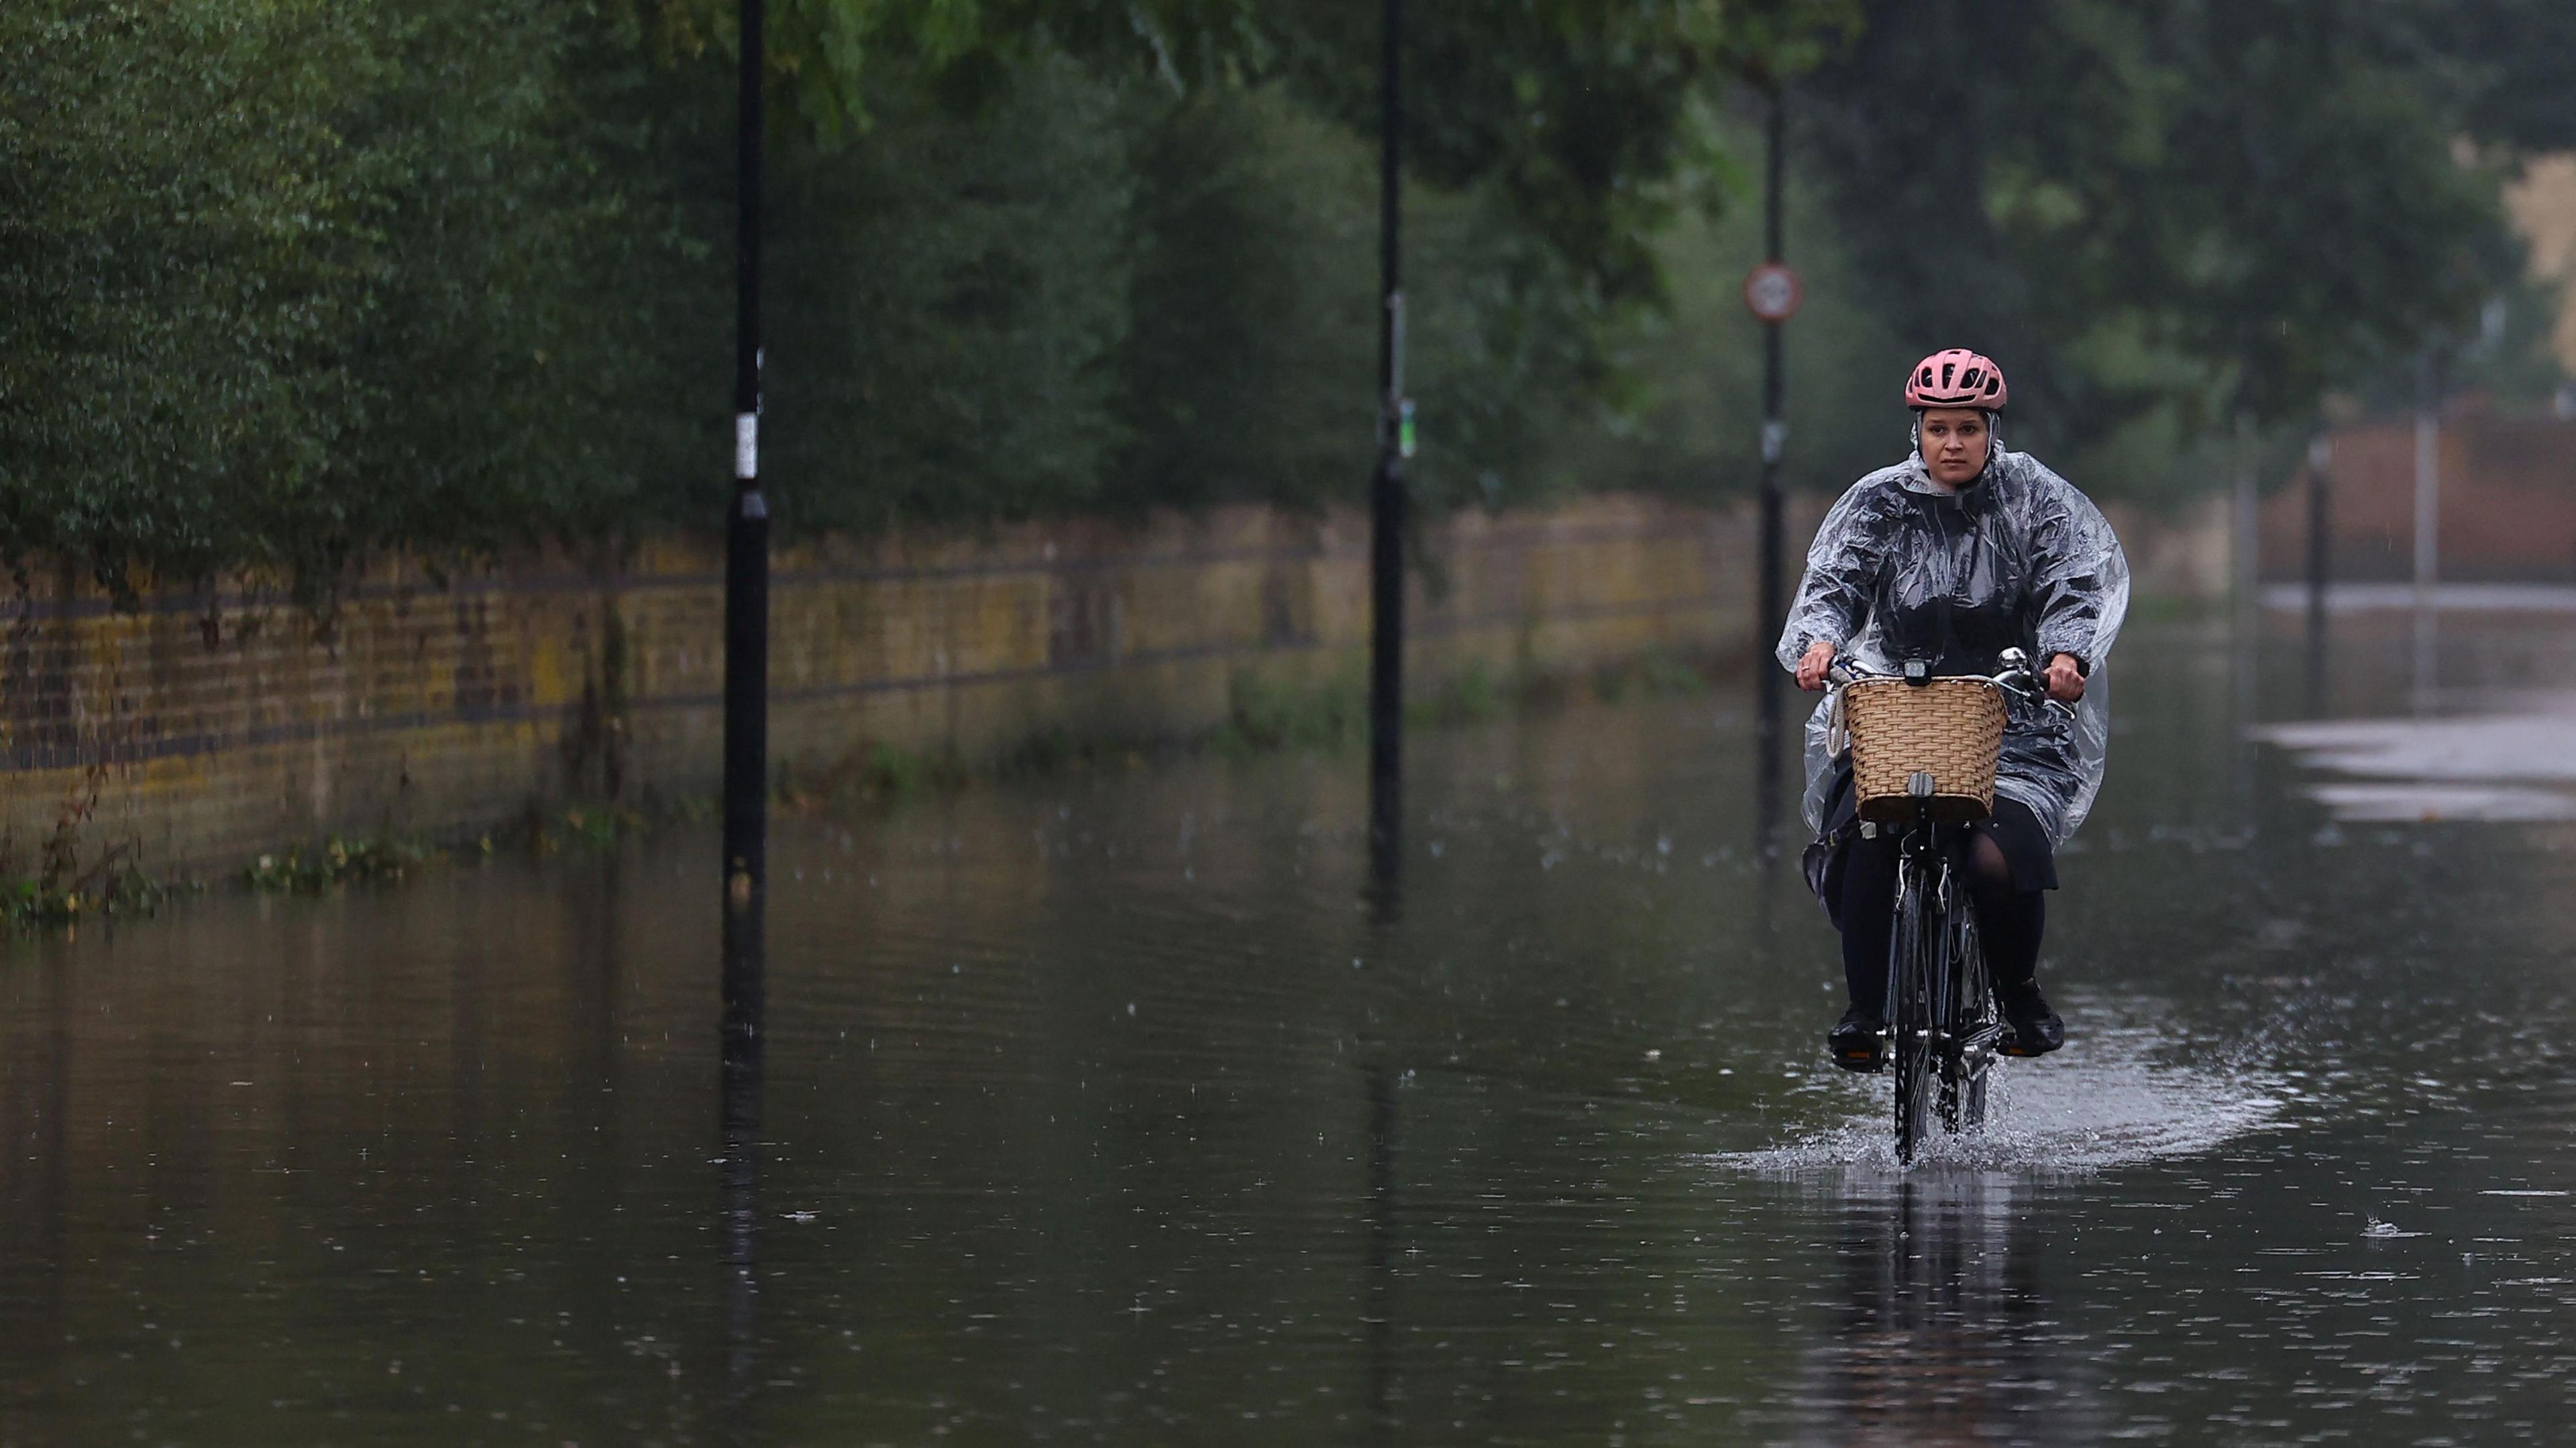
[1919,408,1991,486]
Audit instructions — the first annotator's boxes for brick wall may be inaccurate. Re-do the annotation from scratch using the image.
[2260,412,2576,583]
[0,496,1770,876]
[0,490,2220,878]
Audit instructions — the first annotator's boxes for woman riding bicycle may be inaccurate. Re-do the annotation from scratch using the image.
[1779,349,2129,1070]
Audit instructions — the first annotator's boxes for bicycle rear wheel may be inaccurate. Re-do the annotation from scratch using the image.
[1888,856,1937,1164]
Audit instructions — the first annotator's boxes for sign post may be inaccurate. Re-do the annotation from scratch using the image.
[1743,262,1803,326]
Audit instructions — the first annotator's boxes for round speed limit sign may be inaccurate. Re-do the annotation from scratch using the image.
[1742,262,1804,323]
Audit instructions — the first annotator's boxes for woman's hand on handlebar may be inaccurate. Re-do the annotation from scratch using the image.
[1796,639,1837,692]
[2045,653,2086,704]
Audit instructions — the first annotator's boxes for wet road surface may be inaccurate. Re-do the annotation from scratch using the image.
[5,612,2576,1445]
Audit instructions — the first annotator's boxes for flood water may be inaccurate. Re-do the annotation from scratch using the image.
[8,610,2576,1445]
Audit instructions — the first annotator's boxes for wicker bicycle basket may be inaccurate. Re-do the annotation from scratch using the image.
[1841,677,2008,824]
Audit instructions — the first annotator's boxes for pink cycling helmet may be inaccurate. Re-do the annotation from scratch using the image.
[1905,348,2007,410]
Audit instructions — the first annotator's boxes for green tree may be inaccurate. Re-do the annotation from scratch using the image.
[0,0,710,592]
[1,1,380,588]
[15,0,2560,594]
[1798,0,2534,493]
[1106,85,1375,512]
[764,54,1139,531]
[652,0,1866,509]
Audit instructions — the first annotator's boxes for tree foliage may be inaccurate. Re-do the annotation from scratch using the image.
[1,0,2563,590]
[1799,0,2572,493]
[1,0,709,594]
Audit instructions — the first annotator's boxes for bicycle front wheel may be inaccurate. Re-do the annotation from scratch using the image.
[1888,858,1937,1164]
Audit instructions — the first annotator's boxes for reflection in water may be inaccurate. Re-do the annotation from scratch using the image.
[1755,712,1785,861]
[1803,1176,2076,1447]
[1362,787,1404,1433]
[1756,682,1792,959]
[1363,1063,1397,1439]
[719,905,765,1437]
[0,958,68,1416]
[1369,718,1402,922]
[1366,822,1403,926]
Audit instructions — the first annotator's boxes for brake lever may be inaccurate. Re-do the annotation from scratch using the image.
[1994,647,2078,718]
[2008,679,2078,720]
[1989,670,2078,723]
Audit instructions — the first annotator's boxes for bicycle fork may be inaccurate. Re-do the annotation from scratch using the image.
[1884,837,2006,1082]
[1880,838,1943,1050]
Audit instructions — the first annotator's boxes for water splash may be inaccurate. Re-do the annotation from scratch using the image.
[1705,1022,2288,1176]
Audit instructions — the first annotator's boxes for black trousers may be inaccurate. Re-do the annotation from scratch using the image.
[1812,787,2055,1013]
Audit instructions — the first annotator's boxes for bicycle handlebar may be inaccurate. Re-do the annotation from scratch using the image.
[1825,647,2075,718]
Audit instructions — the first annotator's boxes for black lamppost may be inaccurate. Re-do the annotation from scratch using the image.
[1749,81,1792,850]
[2305,431,2331,710]
[724,0,770,913]
[720,5,771,1404]
[1367,0,1410,900]
[1756,82,1787,752]
[718,904,765,1416]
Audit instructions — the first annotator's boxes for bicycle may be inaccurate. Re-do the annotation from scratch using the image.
[1826,648,2063,1164]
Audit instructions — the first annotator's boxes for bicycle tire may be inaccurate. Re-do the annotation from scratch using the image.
[1888,854,1937,1164]
[1933,862,1972,1135]
[1952,903,1995,1132]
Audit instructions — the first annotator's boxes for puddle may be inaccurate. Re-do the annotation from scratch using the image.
[2306,783,2576,822]
[2254,708,2576,822]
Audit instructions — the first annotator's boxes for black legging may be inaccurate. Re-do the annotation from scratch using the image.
[1835,829,2045,1011]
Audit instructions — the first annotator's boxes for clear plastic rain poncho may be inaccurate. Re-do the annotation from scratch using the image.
[1774,444,2131,846]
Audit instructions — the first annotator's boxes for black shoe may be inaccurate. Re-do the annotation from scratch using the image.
[1828,1005,1886,1072]
[1997,984,2064,1057]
